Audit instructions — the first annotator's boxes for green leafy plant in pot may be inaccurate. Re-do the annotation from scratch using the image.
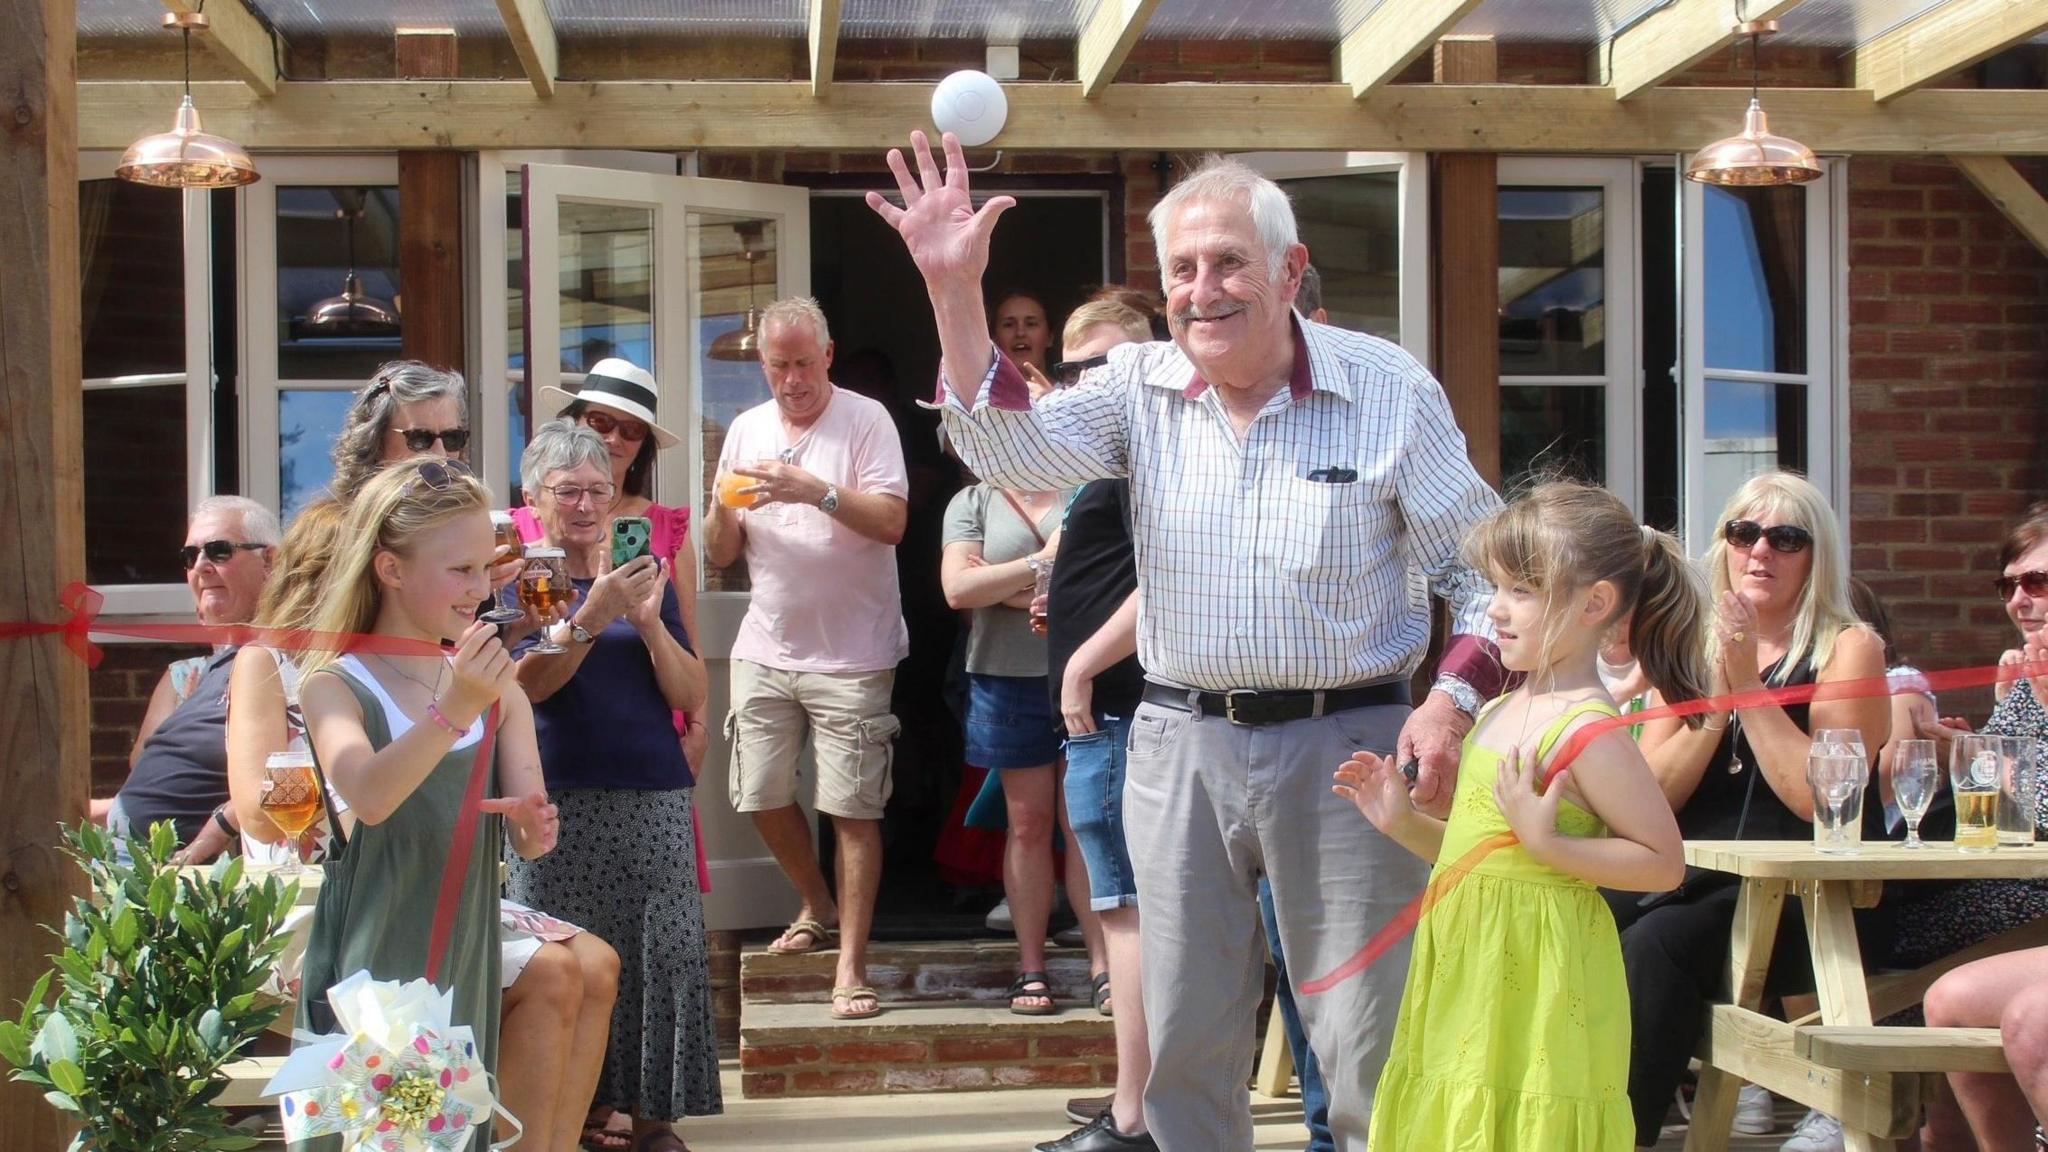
[0,821,299,1151]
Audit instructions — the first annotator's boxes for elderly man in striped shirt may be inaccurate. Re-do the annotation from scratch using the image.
[870,132,1506,1151]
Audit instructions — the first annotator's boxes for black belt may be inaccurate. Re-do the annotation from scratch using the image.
[1141,678,1410,727]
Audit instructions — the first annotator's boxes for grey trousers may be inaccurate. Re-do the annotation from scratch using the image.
[1122,696,1427,1152]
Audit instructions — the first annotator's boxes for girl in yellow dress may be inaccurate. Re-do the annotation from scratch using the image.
[1336,481,1705,1152]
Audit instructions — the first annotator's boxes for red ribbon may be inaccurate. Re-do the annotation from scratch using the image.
[1299,656,2048,996]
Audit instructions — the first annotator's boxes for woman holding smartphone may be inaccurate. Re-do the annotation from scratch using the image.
[510,419,718,1152]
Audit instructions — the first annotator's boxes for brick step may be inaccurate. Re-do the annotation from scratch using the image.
[741,939,1103,1006]
[739,1000,1117,1098]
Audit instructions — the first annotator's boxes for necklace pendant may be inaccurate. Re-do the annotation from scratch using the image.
[1729,755,1747,776]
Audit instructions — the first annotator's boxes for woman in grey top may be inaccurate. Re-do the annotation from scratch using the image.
[943,482,1105,1014]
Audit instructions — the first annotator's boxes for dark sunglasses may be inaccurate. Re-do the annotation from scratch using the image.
[1996,571,2048,599]
[396,427,470,453]
[1723,519,1813,554]
[583,410,648,442]
[1051,354,1110,386]
[180,539,267,570]
[402,456,474,493]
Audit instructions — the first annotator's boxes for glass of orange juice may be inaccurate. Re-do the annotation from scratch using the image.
[718,469,762,509]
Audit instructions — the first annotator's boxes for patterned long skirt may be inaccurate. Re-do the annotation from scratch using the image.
[507,787,723,1120]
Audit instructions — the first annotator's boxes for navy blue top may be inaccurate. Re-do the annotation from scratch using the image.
[519,576,695,791]
[116,647,239,845]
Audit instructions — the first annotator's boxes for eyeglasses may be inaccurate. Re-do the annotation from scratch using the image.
[541,482,617,507]
[583,410,649,442]
[180,540,267,570]
[1723,519,1813,554]
[1051,354,1110,386]
[394,427,469,453]
[1996,571,2048,599]
[400,456,474,494]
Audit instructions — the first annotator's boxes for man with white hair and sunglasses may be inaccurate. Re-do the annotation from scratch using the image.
[871,133,1505,1149]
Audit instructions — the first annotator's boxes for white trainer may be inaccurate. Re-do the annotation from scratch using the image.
[1732,1083,1776,1135]
[1778,1109,1845,1152]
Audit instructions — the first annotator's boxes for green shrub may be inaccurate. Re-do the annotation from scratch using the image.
[0,821,298,1152]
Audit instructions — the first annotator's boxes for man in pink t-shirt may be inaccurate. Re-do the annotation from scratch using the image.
[705,296,909,1021]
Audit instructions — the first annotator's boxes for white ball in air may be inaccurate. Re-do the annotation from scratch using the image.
[931,70,1008,148]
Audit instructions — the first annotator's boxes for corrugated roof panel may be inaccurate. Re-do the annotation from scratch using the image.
[545,0,807,38]
[839,0,1091,40]
[247,0,511,37]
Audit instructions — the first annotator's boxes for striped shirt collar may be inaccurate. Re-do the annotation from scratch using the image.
[1176,312,1322,405]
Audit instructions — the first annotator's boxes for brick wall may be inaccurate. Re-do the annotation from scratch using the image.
[1844,157,2048,712]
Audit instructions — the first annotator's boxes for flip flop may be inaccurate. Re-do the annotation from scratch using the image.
[831,985,882,1020]
[1009,971,1057,1016]
[767,917,835,955]
[1091,971,1112,1017]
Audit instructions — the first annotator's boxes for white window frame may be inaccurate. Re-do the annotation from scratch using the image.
[473,151,682,501]
[78,151,217,619]
[239,154,402,516]
[1496,156,1642,510]
[1679,157,1843,552]
[1232,151,1431,365]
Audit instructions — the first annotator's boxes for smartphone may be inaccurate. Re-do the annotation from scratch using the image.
[610,515,653,569]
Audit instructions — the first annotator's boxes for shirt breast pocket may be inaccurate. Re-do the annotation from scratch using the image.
[1276,474,1388,583]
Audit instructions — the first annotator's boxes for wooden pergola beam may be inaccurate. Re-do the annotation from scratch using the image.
[1334,0,1487,98]
[493,0,557,97]
[1601,0,1805,101]
[1952,155,2048,257]
[809,0,840,96]
[70,81,2048,154]
[161,0,276,97]
[1077,0,1161,98]
[1852,0,2048,103]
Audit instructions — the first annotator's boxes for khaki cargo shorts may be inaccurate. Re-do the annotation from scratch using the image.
[725,660,898,821]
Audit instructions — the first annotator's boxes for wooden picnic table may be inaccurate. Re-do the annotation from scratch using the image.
[1681,840,2048,1152]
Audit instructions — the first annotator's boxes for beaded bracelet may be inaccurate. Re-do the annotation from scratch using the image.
[424,701,466,736]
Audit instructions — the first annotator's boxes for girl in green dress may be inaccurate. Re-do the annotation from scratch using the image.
[295,458,559,1151]
[1335,481,1705,1152]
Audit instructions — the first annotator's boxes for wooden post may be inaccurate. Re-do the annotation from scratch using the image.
[0,0,86,1145]
[396,29,466,376]
[1431,36,1501,486]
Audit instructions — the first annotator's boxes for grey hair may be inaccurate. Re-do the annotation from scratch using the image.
[192,495,282,547]
[520,419,611,496]
[760,296,832,351]
[1148,156,1299,290]
[328,361,470,502]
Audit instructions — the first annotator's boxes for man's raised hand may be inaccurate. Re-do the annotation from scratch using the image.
[865,131,1015,288]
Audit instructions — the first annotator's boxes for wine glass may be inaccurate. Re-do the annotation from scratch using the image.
[259,746,322,878]
[480,511,528,625]
[1891,739,1940,850]
[520,547,570,655]
[1812,728,1867,761]
[1807,748,1866,856]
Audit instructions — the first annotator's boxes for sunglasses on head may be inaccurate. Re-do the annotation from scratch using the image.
[395,427,469,453]
[1723,519,1813,554]
[1996,571,2048,599]
[402,456,474,494]
[1051,354,1110,386]
[583,409,648,442]
[180,539,266,570]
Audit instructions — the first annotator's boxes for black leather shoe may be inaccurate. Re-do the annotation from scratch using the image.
[1034,1113,1159,1151]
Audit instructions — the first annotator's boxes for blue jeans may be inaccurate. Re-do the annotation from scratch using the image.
[1062,713,1137,911]
[1261,877,1333,1152]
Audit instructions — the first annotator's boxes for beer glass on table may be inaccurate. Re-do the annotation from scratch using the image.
[1890,739,1939,850]
[260,741,322,878]
[1951,734,2001,852]
[1028,558,1055,636]
[1996,735,2039,848]
[520,547,572,655]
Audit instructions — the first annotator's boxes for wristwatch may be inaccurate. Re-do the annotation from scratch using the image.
[1431,674,1483,719]
[819,484,841,516]
[567,621,595,646]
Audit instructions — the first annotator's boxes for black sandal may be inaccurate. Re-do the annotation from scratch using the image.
[1009,970,1057,1016]
[1091,971,1112,1016]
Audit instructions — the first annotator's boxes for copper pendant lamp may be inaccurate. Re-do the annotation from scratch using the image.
[298,200,401,338]
[117,9,260,190]
[1684,20,1821,187]
[708,222,767,362]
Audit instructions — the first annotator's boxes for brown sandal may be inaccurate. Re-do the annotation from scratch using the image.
[767,917,835,955]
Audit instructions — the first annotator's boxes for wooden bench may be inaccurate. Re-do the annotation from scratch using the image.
[217,1055,289,1108]
[1795,1025,2008,1074]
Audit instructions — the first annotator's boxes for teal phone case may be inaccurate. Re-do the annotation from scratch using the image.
[610,516,653,569]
